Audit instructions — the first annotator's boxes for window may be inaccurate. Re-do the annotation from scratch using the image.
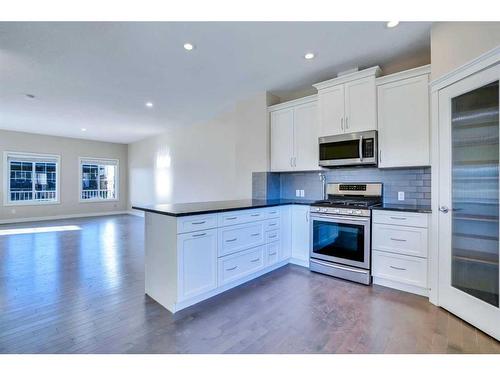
[4,152,60,205]
[79,158,119,202]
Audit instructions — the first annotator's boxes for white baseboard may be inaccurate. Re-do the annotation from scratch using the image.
[128,210,145,218]
[373,276,429,297]
[289,257,310,268]
[0,210,131,225]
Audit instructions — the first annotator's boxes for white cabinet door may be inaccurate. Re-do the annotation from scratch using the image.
[294,101,320,171]
[344,76,377,133]
[377,74,430,168]
[318,85,344,136]
[178,229,218,301]
[280,205,292,261]
[291,205,310,263]
[270,108,294,171]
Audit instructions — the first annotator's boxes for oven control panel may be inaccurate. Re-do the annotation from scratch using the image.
[310,206,370,217]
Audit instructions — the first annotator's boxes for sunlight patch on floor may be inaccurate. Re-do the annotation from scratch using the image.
[0,225,82,236]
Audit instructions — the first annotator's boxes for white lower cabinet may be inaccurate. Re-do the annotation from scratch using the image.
[266,241,281,266]
[291,205,310,266]
[218,245,265,286]
[372,210,429,296]
[178,229,218,301]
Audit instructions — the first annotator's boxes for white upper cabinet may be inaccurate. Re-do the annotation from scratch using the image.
[294,101,320,171]
[318,85,344,136]
[377,65,431,168]
[269,95,320,172]
[313,66,381,137]
[270,107,294,171]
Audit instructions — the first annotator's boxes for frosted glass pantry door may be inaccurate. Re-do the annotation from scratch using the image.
[438,63,500,340]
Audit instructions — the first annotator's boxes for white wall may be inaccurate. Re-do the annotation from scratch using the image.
[128,92,269,207]
[0,129,128,222]
[431,22,500,80]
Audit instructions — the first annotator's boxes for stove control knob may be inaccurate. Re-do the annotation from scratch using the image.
[354,210,362,215]
[315,207,321,212]
[333,209,340,214]
[321,208,328,213]
[347,210,353,214]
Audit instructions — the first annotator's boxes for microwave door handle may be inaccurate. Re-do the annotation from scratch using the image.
[359,135,363,162]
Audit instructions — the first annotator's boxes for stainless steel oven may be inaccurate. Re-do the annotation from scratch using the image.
[319,130,377,167]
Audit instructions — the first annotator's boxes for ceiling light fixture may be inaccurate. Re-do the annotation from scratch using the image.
[81,128,87,132]
[145,102,154,108]
[183,43,194,51]
[386,21,400,28]
[304,52,315,60]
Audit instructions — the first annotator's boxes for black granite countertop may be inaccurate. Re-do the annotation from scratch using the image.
[132,198,316,217]
[372,204,432,213]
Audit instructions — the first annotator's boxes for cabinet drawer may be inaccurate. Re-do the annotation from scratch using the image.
[264,207,280,219]
[218,246,265,286]
[218,222,265,257]
[373,224,428,258]
[266,241,281,266]
[266,229,280,243]
[264,218,280,231]
[372,250,427,288]
[218,208,266,227]
[177,214,218,234]
[372,210,428,228]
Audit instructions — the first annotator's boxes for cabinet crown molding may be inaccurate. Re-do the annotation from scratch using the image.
[376,65,431,86]
[313,66,382,91]
[267,94,317,112]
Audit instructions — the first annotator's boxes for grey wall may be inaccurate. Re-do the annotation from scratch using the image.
[0,129,128,222]
[254,167,431,206]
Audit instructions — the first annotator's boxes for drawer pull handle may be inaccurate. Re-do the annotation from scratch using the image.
[269,211,277,214]
[192,232,206,238]
[269,252,277,256]
[390,217,407,220]
[269,223,277,226]
[390,265,407,271]
[191,221,206,225]
[251,214,260,217]
[251,258,260,262]
[390,237,407,242]
[251,233,260,237]
[226,217,237,220]
[226,266,238,271]
[226,238,237,242]
[269,234,277,239]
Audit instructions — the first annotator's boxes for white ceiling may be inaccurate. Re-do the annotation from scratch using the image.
[0,22,432,144]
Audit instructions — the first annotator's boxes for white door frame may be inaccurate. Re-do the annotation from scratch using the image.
[428,46,500,320]
[429,46,500,307]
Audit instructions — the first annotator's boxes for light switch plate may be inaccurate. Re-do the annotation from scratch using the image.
[398,191,405,201]
[300,190,305,197]
[296,189,300,197]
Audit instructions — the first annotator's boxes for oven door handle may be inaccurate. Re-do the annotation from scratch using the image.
[311,214,370,222]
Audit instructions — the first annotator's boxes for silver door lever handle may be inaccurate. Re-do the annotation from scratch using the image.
[439,206,449,213]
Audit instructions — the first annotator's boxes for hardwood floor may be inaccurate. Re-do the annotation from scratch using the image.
[0,214,499,354]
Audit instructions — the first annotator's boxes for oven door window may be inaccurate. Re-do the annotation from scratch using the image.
[319,140,360,161]
[312,220,365,262]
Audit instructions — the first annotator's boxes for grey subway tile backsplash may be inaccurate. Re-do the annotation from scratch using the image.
[253,167,431,207]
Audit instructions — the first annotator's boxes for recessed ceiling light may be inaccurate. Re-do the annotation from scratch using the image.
[386,21,400,28]
[183,43,194,51]
[81,128,87,132]
[145,102,154,108]
[304,52,315,60]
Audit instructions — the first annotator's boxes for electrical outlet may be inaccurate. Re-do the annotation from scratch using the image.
[300,190,305,197]
[295,189,300,197]
[398,191,405,201]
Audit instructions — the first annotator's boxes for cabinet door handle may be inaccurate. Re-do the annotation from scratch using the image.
[191,221,206,225]
[251,233,260,237]
[341,117,344,131]
[390,237,407,242]
[390,216,406,220]
[251,258,260,263]
[379,150,382,163]
[269,223,277,226]
[345,116,349,129]
[226,217,237,220]
[226,238,237,242]
[269,252,277,256]
[226,265,238,271]
[192,232,206,238]
[269,234,277,239]
[390,265,407,271]
[251,213,260,217]
[290,157,293,167]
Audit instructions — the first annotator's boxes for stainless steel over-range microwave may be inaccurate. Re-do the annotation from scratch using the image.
[318,130,378,167]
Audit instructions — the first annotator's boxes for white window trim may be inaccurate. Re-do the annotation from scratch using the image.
[3,151,61,206]
[78,157,120,203]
